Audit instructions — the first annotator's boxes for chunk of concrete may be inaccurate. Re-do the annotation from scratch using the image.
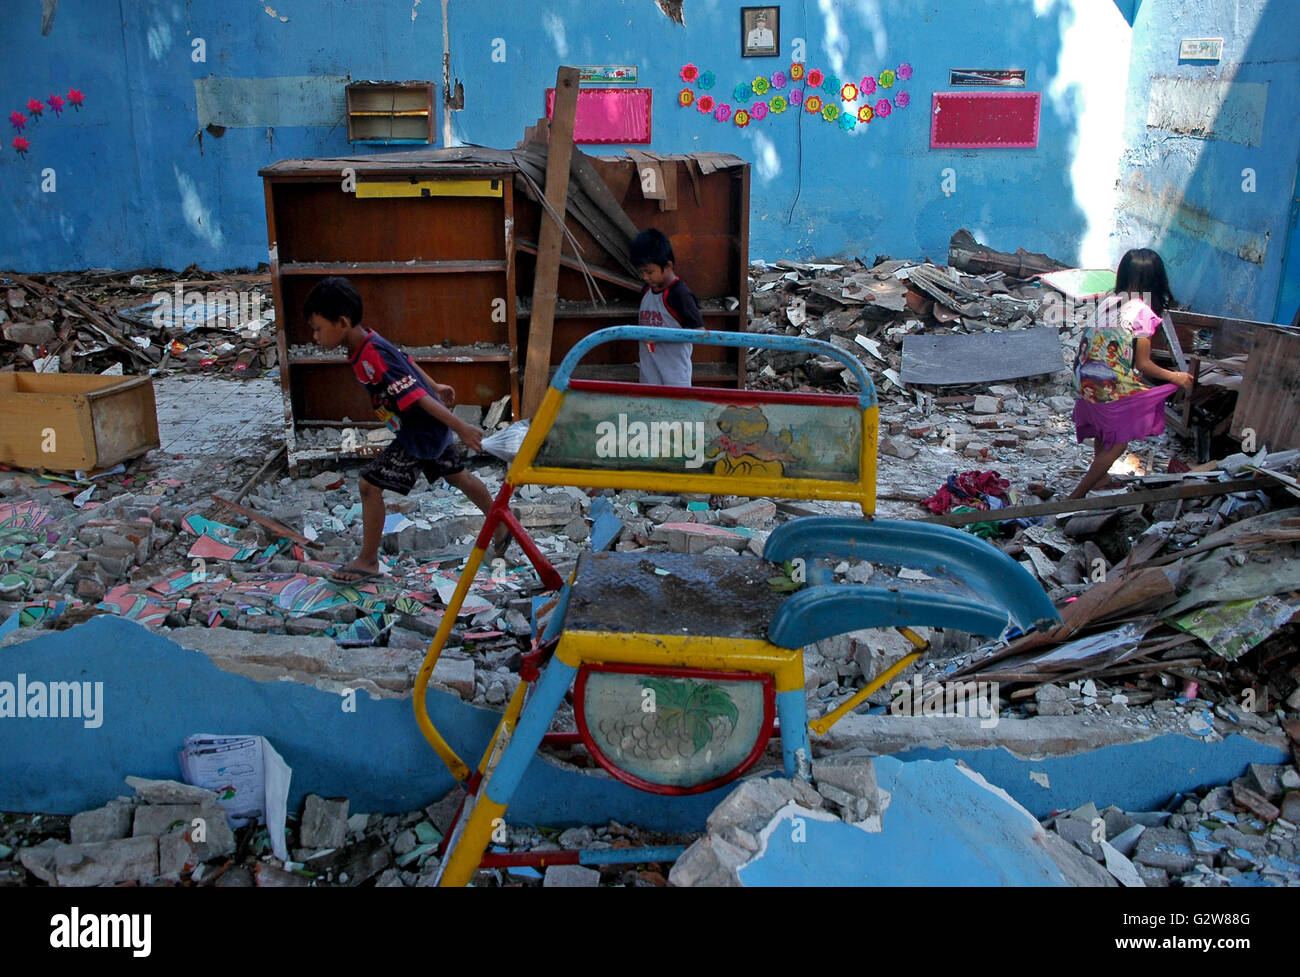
[1133,827,1196,874]
[667,833,751,887]
[125,776,218,805]
[300,795,350,850]
[718,499,777,528]
[133,804,200,838]
[53,836,159,886]
[18,839,60,884]
[651,522,749,554]
[813,753,886,826]
[542,864,601,887]
[431,656,476,697]
[705,777,822,837]
[1055,816,1104,862]
[70,800,134,844]
[1100,840,1145,887]
[133,800,235,862]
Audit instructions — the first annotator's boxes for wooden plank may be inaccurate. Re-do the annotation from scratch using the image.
[926,476,1266,527]
[1231,326,1300,450]
[521,66,580,418]
[210,493,321,549]
[503,186,520,421]
[657,157,679,213]
[515,239,643,291]
[567,150,640,241]
[516,145,638,275]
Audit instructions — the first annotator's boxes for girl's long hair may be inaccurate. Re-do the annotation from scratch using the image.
[1116,248,1176,317]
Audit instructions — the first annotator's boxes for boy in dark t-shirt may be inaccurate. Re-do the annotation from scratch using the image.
[303,277,510,583]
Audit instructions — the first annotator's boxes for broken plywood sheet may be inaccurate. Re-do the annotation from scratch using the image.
[901,326,1066,385]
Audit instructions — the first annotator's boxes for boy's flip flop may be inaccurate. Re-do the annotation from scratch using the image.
[328,566,383,586]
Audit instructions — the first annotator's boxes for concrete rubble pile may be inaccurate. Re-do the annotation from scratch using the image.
[0,269,276,377]
[1043,760,1300,887]
[3,236,1299,887]
[0,782,685,888]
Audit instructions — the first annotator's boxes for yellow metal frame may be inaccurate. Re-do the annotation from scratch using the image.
[508,387,879,514]
[557,631,805,692]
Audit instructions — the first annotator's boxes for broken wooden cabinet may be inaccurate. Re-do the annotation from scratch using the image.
[0,374,159,471]
[260,154,519,471]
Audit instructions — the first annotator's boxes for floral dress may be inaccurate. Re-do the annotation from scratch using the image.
[1071,297,1179,448]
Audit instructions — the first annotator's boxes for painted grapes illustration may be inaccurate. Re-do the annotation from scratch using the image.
[598,678,740,761]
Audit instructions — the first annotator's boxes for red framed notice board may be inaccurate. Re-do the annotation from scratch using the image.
[546,87,653,144]
[930,91,1041,148]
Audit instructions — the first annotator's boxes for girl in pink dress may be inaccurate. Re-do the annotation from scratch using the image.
[1067,249,1194,499]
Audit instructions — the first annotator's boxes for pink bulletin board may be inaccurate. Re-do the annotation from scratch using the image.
[930,91,1041,149]
[546,87,653,144]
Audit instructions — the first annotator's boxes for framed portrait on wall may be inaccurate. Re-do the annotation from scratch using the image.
[741,6,779,58]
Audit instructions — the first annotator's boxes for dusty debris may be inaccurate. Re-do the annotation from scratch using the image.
[1044,754,1300,886]
[1,269,275,377]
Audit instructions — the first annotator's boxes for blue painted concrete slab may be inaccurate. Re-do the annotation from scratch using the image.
[0,616,723,830]
[888,734,1290,819]
[739,757,1069,885]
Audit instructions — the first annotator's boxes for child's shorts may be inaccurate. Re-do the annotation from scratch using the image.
[639,340,693,387]
[361,440,465,495]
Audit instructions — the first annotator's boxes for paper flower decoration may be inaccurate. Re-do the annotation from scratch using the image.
[790,63,805,81]
[861,76,877,96]
[771,71,787,89]
[753,76,770,96]
[807,69,824,88]
[857,105,874,123]
[679,88,695,107]
[769,95,789,114]
[13,136,30,155]
[697,70,716,91]
[67,88,85,110]
[879,69,896,89]
[898,63,913,81]
[751,101,769,121]
[734,109,751,128]
[789,88,804,107]
[680,63,700,83]
[733,82,753,104]
[48,94,65,116]
[25,97,43,119]
[841,82,858,102]
[696,95,715,114]
[804,94,823,114]
[822,74,840,96]
[9,111,26,133]
[875,98,892,118]
[822,103,840,122]
[839,112,857,131]
[895,91,910,109]
[714,103,732,122]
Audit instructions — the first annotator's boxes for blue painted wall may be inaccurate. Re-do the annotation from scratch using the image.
[3,1,1294,321]
[3,1,1093,273]
[1115,0,1300,323]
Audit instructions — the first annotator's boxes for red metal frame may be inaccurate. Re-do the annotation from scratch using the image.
[573,663,776,796]
[478,482,563,591]
[568,378,858,408]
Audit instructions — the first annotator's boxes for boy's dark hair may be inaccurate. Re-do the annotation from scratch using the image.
[630,228,675,269]
[1116,248,1175,317]
[303,276,363,325]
